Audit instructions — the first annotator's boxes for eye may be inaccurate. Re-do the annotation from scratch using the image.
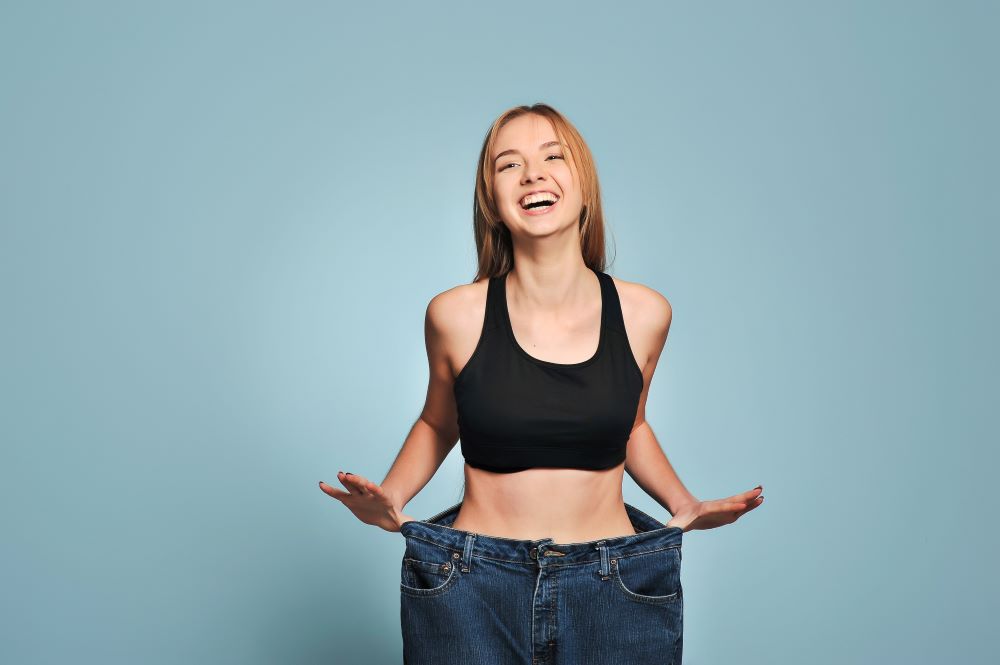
[498,154,564,173]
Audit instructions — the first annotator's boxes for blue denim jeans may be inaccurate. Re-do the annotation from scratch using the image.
[399,501,683,665]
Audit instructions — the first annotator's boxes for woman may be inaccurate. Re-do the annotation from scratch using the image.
[319,103,764,664]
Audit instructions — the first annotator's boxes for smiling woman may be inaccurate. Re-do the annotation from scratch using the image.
[320,102,764,665]
[472,105,607,273]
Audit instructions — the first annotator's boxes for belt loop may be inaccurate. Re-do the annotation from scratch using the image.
[461,533,476,572]
[595,540,610,579]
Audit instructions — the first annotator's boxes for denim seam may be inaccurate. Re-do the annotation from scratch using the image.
[612,564,682,605]
[402,533,465,552]
[614,544,681,560]
[400,561,459,597]
[611,549,683,605]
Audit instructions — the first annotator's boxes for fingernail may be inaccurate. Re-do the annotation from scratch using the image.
[318,481,324,486]
[345,472,353,476]
[755,485,762,490]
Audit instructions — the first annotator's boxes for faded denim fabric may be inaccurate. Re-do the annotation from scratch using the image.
[400,501,683,664]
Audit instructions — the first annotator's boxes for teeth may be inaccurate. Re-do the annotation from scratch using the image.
[520,191,560,208]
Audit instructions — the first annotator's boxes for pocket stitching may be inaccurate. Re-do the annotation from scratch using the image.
[400,557,460,597]
[612,548,682,605]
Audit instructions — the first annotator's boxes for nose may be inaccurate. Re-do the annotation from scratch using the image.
[521,157,548,184]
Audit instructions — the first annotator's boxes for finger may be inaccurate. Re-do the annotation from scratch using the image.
[362,479,384,497]
[338,471,368,495]
[352,476,377,496]
[732,495,764,519]
[365,481,387,498]
[728,486,762,502]
[712,501,747,513]
[318,481,351,500]
[346,473,383,497]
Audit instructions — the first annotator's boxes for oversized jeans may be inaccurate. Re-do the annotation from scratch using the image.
[399,501,683,664]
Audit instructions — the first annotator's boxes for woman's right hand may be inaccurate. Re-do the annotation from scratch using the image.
[318,472,416,533]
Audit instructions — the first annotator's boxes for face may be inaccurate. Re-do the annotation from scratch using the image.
[491,114,584,238]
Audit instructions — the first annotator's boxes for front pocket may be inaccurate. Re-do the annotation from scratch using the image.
[400,556,459,597]
[612,547,682,605]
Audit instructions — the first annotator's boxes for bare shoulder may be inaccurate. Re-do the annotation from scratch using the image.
[610,275,672,334]
[425,278,490,377]
[610,275,672,372]
[426,278,488,333]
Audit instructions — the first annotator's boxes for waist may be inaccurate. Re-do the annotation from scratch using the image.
[400,500,681,560]
[452,464,638,542]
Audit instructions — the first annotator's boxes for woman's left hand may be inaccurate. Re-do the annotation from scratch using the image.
[665,486,764,532]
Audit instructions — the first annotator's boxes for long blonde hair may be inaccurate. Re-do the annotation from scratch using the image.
[469,103,610,282]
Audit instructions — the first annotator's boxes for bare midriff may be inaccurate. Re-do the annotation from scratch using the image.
[450,462,638,544]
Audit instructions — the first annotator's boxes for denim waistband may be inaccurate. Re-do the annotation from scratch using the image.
[399,501,682,566]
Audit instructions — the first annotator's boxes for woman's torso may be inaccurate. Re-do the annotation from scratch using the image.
[451,464,637,542]
[448,267,647,543]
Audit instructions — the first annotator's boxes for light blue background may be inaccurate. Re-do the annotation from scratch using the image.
[2,1,996,663]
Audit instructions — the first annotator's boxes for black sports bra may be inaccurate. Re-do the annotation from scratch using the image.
[453,267,645,473]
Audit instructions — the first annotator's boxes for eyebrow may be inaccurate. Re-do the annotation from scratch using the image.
[493,140,564,163]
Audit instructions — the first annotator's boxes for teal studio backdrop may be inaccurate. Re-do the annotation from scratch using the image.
[1,1,996,663]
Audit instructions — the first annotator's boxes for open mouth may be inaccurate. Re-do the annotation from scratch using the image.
[521,199,556,210]
[520,198,559,215]
[519,191,560,214]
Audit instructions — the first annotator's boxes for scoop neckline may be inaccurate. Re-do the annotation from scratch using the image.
[500,267,606,369]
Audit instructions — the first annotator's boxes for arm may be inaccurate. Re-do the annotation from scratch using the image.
[625,423,697,516]
[622,288,698,515]
[380,290,462,514]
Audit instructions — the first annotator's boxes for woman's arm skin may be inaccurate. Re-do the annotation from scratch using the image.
[620,283,765,532]
[621,287,699,514]
[626,422,697,515]
[628,420,764,531]
[380,288,468,509]
[319,286,473,532]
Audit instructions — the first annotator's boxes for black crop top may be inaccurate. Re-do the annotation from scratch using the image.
[452,267,645,473]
